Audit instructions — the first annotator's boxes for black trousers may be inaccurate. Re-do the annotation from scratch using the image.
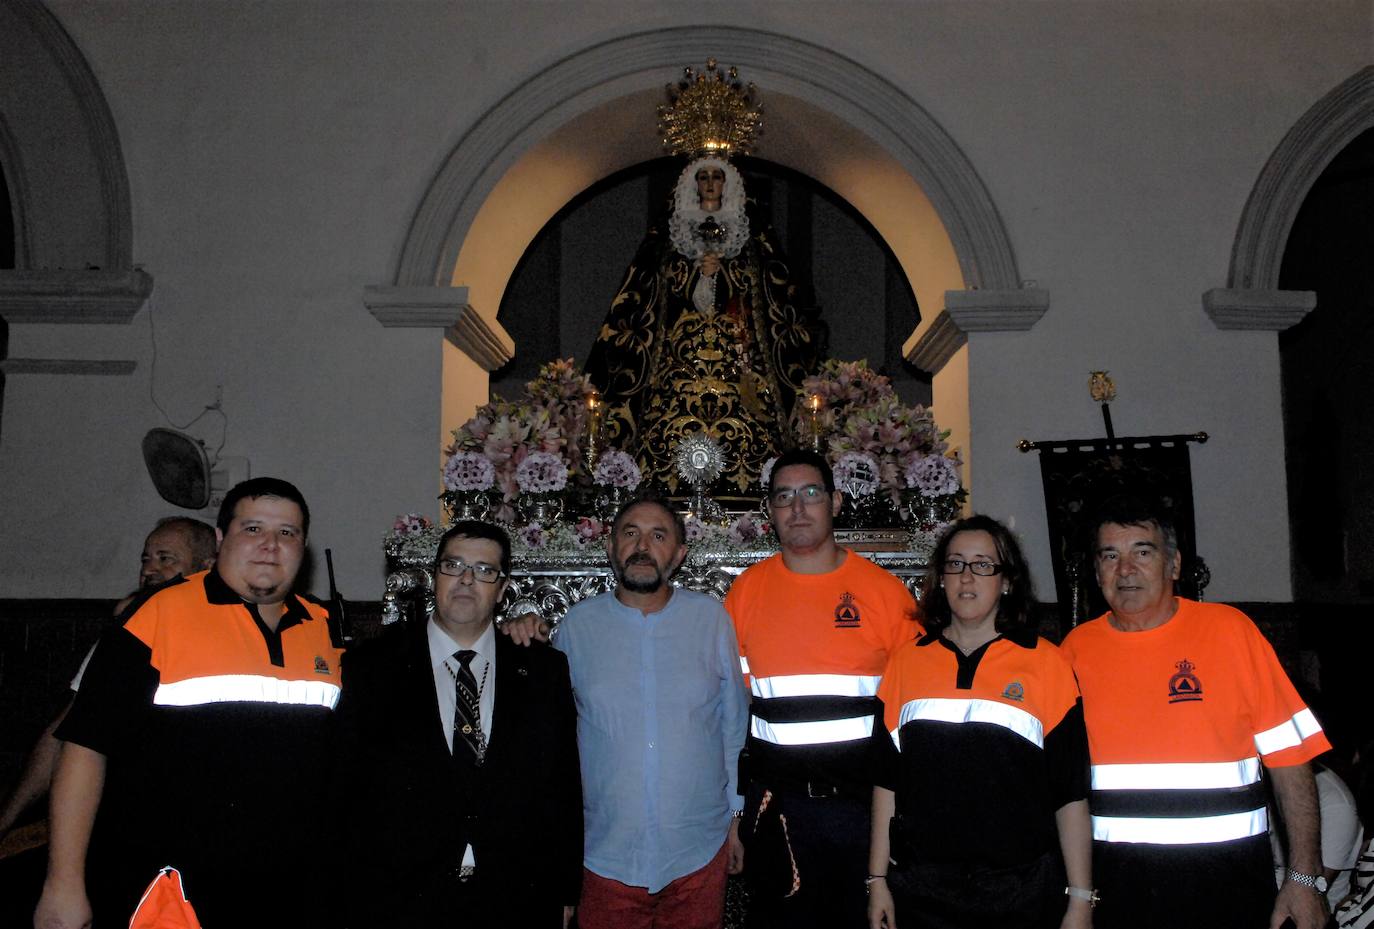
[743,790,870,929]
[347,869,565,929]
[887,850,1066,929]
[1093,836,1276,929]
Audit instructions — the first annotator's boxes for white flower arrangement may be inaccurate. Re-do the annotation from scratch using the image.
[905,453,961,497]
[592,449,642,490]
[443,451,496,492]
[515,451,569,494]
[758,456,777,489]
[834,451,882,498]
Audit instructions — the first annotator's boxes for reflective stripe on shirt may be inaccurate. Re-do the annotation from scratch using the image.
[1091,758,1261,791]
[1253,708,1322,756]
[1090,757,1266,845]
[892,696,1044,748]
[154,674,341,709]
[750,673,882,700]
[751,714,874,746]
[1092,807,1268,844]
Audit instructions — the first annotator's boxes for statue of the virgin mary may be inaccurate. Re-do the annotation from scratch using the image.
[583,63,824,494]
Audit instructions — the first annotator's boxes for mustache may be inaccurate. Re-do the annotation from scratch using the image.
[626,554,655,565]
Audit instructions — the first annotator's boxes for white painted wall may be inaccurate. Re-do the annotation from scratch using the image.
[2,0,1367,601]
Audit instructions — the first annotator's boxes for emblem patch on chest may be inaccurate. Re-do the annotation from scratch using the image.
[834,592,861,628]
[1168,658,1203,703]
[313,655,332,675]
[1001,681,1025,702]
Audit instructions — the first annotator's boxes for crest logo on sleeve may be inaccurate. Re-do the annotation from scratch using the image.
[1001,681,1025,702]
[1167,658,1203,703]
[834,592,861,628]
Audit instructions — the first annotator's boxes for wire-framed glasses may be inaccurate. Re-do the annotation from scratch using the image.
[940,559,1003,577]
[437,558,505,583]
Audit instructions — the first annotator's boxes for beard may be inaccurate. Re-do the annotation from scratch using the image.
[246,582,287,600]
[615,554,666,594]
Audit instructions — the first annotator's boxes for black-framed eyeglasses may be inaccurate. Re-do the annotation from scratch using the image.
[941,558,1003,577]
[437,558,505,583]
[769,484,830,508]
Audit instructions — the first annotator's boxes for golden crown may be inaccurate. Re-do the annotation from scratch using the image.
[657,59,763,158]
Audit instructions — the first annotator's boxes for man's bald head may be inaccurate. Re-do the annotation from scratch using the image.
[140,517,217,588]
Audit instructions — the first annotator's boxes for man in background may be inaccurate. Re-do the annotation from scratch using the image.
[0,517,216,844]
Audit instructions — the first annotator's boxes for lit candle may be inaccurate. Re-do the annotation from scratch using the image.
[807,394,823,452]
[584,391,602,468]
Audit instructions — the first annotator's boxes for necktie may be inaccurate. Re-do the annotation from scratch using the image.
[453,649,484,764]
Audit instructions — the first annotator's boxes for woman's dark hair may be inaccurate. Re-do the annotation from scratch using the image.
[920,514,1037,635]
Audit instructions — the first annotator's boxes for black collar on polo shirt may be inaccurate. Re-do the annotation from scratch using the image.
[203,568,310,666]
[916,625,1038,650]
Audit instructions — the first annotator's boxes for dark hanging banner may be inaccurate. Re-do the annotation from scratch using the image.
[1020,432,1209,631]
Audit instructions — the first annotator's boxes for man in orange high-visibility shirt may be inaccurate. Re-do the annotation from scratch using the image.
[726,448,919,929]
[1061,495,1330,929]
[35,479,342,929]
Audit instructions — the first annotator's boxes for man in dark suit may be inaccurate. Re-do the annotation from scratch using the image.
[335,520,581,927]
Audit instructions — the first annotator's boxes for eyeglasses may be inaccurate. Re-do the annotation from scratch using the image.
[941,559,1003,577]
[769,484,830,508]
[437,558,505,583]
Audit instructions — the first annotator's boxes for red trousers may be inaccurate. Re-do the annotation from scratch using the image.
[577,839,729,929]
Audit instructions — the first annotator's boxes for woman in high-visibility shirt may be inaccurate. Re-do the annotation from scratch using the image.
[866,515,1095,929]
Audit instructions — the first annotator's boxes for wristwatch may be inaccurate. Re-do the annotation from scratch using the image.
[1064,886,1100,908]
[1286,869,1329,894]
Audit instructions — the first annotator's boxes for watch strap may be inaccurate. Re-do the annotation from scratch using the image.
[1285,868,1328,893]
[1064,886,1100,907]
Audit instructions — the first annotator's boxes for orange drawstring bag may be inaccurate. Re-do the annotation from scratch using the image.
[128,866,203,929]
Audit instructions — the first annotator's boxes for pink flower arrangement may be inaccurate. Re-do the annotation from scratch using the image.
[443,451,496,492]
[727,513,765,545]
[684,518,707,543]
[574,516,606,545]
[392,513,433,536]
[592,449,642,490]
[519,522,551,549]
[446,358,596,511]
[905,453,962,498]
[794,359,961,506]
[516,451,569,494]
[833,451,881,498]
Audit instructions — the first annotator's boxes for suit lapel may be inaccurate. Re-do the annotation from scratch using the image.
[403,618,458,766]
[486,633,527,765]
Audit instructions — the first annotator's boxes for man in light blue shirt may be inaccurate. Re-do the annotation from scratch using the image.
[554,493,749,929]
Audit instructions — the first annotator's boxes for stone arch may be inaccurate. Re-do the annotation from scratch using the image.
[375,25,1035,477]
[0,0,148,332]
[392,27,1020,300]
[1229,66,1374,291]
[0,0,133,274]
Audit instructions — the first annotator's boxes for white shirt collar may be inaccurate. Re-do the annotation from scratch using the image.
[427,616,497,670]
